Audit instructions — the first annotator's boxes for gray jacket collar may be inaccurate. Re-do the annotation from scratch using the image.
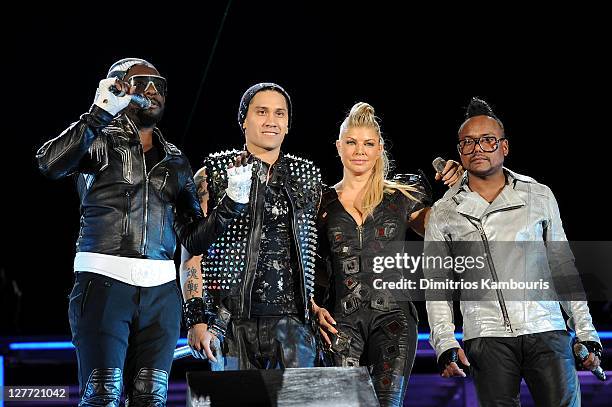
[449,167,534,220]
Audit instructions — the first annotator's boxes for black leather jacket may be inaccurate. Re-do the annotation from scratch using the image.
[202,150,321,324]
[36,106,244,260]
[315,174,432,317]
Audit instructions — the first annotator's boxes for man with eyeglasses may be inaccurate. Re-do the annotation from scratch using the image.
[36,58,247,406]
[424,97,602,406]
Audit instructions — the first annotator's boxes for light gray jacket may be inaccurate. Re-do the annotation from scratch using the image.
[425,168,600,359]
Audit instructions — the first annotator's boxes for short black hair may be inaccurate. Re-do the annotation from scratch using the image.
[465,97,504,131]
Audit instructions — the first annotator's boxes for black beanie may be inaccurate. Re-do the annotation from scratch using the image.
[237,83,292,131]
[466,97,504,130]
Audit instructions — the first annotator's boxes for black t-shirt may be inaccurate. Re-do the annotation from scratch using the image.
[144,144,161,173]
[251,167,300,316]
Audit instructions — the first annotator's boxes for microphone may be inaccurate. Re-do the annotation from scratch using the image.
[108,81,152,109]
[173,345,192,360]
[172,342,225,371]
[574,342,606,381]
[432,157,447,174]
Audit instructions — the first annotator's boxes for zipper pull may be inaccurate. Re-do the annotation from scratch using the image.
[504,319,513,333]
[160,171,169,192]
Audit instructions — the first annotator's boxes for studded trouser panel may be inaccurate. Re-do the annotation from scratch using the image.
[329,307,418,407]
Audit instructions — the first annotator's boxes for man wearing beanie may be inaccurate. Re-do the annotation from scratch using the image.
[424,97,602,406]
[180,83,322,370]
[36,58,246,406]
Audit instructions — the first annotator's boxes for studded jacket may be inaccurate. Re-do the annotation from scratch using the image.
[36,106,244,260]
[315,174,432,319]
[202,150,322,324]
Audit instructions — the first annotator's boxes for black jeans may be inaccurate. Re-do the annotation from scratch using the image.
[330,306,419,407]
[69,272,182,406]
[464,330,580,407]
[222,315,317,370]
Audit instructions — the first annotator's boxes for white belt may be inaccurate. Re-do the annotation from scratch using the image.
[74,252,176,287]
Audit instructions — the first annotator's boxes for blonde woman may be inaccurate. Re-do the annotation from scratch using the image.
[313,102,461,406]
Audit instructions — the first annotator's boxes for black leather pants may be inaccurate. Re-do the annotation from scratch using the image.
[222,315,317,370]
[329,305,418,407]
[464,330,580,407]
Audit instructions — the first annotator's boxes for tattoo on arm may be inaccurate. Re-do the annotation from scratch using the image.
[187,281,199,295]
[186,265,199,280]
[194,175,208,201]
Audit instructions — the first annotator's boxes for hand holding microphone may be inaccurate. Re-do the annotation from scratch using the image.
[438,347,471,378]
[174,332,225,371]
[432,157,464,187]
[574,341,606,381]
[93,78,133,115]
[432,157,447,175]
[108,80,152,110]
[94,78,151,115]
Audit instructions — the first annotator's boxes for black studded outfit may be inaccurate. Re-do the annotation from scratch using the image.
[316,174,432,407]
[201,150,322,369]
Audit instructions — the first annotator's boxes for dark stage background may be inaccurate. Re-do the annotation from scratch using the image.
[2,2,611,337]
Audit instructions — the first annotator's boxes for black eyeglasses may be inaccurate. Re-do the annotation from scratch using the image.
[458,135,506,155]
[127,75,167,97]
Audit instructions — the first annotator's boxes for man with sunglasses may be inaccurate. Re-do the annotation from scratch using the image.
[424,97,602,406]
[36,58,247,406]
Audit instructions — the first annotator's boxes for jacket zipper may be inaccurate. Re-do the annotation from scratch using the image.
[356,224,363,249]
[122,190,132,236]
[160,170,169,192]
[241,160,261,317]
[140,144,150,254]
[159,171,169,242]
[286,186,309,321]
[472,220,513,333]
[335,190,365,249]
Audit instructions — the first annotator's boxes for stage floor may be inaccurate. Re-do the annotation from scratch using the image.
[2,336,611,406]
[2,373,611,406]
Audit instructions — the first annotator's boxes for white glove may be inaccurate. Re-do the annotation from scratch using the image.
[93,78,132,116]
[225,163,253,204]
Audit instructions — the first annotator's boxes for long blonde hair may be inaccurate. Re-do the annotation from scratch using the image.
[339,102,420,219]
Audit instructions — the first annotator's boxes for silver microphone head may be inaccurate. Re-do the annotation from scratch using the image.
[130,94,152,109]
[432,157,447,173]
